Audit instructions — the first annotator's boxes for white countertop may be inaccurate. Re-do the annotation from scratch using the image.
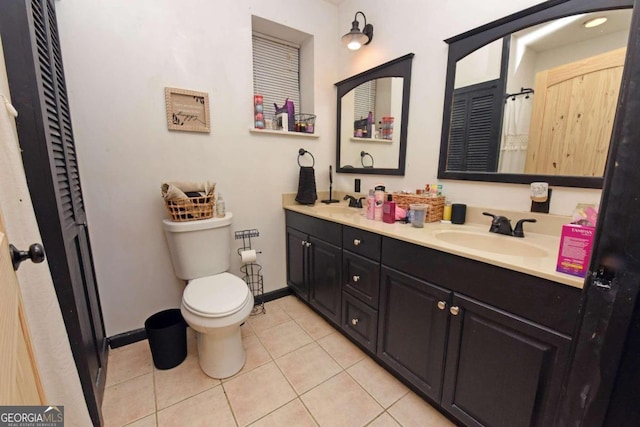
[284,199,584,289]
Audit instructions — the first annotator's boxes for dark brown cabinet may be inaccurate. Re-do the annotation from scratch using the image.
[441,294,571,427]
[285,211,342,325]
[377,267,451,402]
[284,211,581,427]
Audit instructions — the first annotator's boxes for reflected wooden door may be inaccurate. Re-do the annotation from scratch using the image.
[0,209,44,404]
[525,47,626,176]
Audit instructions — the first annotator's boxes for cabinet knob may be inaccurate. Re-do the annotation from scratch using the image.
[353,275,360,283]
[351,318,359,326]
[301,240,307,246]
[437,301,446,310]
[305,242,312,247]
[450,306,460,316]
[353,239,361,246]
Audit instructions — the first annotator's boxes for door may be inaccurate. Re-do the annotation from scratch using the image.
[0,211,44,405]
[377,267,450,402]
[442,294,571,427]
[309,237,342,325]
[0,1,106,425]
[286,227,309,300]
[525,47,626,176]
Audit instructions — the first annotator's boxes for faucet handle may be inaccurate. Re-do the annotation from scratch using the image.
[482,212,496,219]
[513,218,537,238]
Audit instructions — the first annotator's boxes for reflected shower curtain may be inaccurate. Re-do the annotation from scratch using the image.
[498,96,532,173]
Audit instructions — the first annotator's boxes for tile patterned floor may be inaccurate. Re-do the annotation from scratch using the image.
[102,295,455,427]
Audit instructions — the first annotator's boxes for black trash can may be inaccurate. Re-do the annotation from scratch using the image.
[145,309,187,370]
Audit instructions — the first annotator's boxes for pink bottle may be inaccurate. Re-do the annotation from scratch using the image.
[366,189,375,220]
[383,194,396,224]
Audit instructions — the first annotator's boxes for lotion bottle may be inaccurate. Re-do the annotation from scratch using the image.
[366,189,375,220]
[215,193,225,218]
[374,185,385,221]
[383,194,396,224]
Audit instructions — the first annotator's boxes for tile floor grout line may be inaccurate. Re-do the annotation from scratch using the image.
[219,382,241,427]
[343,360,411,411]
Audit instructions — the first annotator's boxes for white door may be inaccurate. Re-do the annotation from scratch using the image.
[0,207,44,404]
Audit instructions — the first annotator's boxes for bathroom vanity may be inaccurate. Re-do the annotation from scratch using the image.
[284,202,582,427]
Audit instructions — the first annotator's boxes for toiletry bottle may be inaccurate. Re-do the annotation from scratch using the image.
[374,185,385,221]
[215,193,225,218]
[367,111,373,138]
[366,189,375,220]
[383,194,396,224]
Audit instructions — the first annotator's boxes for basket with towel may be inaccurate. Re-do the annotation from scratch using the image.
[161,181,215,222]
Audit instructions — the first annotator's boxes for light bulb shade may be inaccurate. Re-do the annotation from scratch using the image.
[342,31,369,50]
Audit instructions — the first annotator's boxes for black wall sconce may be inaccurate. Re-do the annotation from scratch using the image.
[341,11,373,50]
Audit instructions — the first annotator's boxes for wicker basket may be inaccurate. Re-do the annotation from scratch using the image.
[164,195,215,222]
[392,193,445,223]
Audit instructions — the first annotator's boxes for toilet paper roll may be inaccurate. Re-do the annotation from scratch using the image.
[240,250,257,264]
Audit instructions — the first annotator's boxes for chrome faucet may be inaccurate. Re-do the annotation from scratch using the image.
[343,195,366,208]
[483,212,537,238]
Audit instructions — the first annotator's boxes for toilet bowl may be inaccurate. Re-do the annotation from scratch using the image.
[162,214,254,379]
[181,272,254,378]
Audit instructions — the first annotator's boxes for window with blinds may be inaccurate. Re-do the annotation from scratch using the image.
[252,33,301,120]
[354,80,377,121]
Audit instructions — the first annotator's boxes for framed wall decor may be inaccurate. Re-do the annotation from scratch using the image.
[165,87,210,133]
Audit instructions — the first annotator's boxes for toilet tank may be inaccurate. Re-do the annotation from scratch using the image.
[162,214,233,280]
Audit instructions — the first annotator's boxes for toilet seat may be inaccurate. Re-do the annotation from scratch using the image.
[183,272,250,318]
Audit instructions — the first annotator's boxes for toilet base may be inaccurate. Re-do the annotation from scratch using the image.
[196,326,247,379]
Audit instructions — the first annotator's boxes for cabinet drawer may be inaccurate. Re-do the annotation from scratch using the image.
[343,251,380,308]
[342,292,378,353]
[286,210,341,246]
[343,226,381,261]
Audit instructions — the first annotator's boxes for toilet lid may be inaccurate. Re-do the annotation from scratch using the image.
[183,273,250,318]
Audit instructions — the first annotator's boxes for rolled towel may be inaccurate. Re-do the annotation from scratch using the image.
[161,180,215,199]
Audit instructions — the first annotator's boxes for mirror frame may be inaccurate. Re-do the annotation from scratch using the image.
[336,53,414,175]
[437,0,633,188]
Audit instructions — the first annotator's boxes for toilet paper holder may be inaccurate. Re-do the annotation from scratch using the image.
[235,229,265,315]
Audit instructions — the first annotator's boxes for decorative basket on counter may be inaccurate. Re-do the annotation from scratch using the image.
[392,193,445,222]
[164,195,215,222]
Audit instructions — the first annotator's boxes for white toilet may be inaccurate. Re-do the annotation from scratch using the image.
[162,213,254,379]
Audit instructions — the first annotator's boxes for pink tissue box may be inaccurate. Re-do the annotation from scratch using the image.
[556,224,595,278]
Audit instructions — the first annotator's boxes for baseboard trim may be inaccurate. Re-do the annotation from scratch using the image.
[107,288,293,349]
[108,328,147,349]
[256,287,293,304]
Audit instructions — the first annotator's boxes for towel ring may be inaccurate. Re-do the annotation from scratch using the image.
[298,148,315,168]
[360,151,374,168]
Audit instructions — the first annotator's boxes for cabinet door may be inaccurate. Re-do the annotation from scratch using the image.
[377,267,451,402]
[442,294,571,427]
[343,250,380,308]
[309,237,342,325]
[286,227,309,300]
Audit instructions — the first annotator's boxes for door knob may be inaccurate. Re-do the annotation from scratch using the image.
[9,243,45,271]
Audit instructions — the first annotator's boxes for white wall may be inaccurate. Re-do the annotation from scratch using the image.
[57,0,604,337]
[56,0,339,336]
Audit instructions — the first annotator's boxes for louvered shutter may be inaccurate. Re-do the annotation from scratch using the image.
[0,1,107,424]
[252,34,300,119]
[447,80,503,172]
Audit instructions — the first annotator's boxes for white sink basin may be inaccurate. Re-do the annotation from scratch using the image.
[433,230,549,258]
[306,204,364,216]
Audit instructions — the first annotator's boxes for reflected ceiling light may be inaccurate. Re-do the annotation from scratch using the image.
[584,17,608,28]
[341,11,373,50]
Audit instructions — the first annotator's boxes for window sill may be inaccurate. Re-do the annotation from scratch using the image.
[249,128,320,139]
[350,137,393,143]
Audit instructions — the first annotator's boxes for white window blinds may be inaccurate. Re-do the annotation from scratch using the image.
[252,34,301,119]
[354,80,377,121]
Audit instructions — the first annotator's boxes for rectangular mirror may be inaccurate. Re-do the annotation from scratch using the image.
[438,0,633,188]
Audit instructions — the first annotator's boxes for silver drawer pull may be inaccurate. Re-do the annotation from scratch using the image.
[353,239,361,246]
[351,318,359,326]
[353,275,360,283]
[437,301,446,310]
[301,240,307,246]
[450,306,460,316]
[305,242,312,247]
